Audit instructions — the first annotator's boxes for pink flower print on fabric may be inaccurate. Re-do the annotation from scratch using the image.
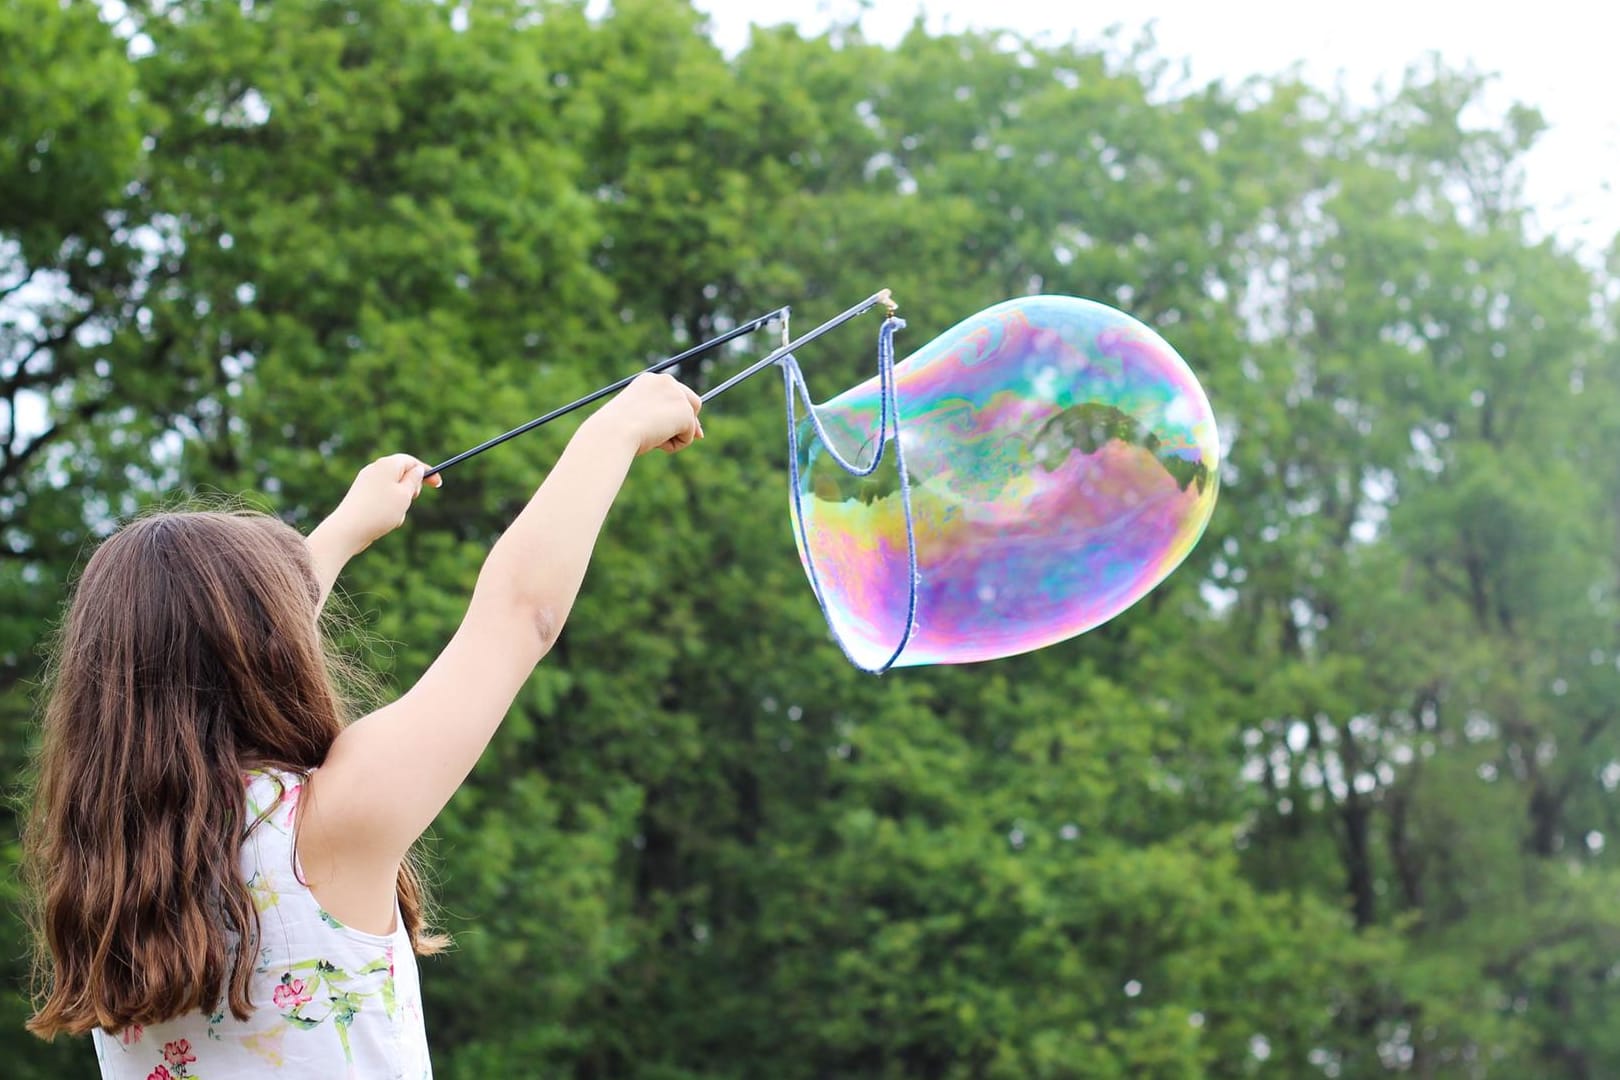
[279,782,303,829]
[163,1039,196,1067]
[141,1036,199,1079]
[274,976,313,1011]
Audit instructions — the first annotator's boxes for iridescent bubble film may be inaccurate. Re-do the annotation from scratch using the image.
[790,295,1220,669]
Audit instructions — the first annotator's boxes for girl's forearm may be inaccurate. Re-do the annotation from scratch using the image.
[306,517,363,610]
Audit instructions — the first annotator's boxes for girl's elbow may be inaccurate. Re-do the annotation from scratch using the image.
[528,602,563,655]
[467,581,562,660]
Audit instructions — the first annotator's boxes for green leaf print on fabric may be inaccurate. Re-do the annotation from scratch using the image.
[271,950,398,1064]
[245,870,279,914]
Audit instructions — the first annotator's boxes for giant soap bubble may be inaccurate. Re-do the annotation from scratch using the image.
[786,294,1220,671]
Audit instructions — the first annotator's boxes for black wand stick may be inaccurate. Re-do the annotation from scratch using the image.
[425,289,894,477]
[424,307,787,477]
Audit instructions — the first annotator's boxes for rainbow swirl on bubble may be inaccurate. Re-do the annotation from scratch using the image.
[791,294,1220,668]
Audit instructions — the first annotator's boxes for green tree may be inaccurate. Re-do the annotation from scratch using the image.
[1,3,145,1072]
[1208,66,1620,1075]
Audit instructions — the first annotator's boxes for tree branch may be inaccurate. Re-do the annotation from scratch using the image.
[2,308,98,397]
[0,395,106,489]
[0,267,38,306]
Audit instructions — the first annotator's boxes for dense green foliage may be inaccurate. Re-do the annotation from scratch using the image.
[5,1,1619,1076]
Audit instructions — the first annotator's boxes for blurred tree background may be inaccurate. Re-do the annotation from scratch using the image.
[5,0,1619,1076]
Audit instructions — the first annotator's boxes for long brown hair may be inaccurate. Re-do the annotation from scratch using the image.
[21,509,444,1039]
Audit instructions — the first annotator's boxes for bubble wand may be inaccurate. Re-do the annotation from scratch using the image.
[424,285,1223,674]
[425,290,895,477]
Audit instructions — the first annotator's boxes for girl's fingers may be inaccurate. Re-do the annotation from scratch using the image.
[374,453,441,492]
[662,425,700,453]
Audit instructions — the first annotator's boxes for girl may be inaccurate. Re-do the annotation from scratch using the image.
[21,372,705,1078]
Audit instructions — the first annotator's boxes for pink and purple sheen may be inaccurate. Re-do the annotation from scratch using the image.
[792,295,1220,669]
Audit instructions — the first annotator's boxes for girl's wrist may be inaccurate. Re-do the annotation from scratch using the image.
[309,507,371,561]
[577,410,641,459]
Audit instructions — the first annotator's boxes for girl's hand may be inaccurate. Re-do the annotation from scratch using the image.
[593,372,704,456]
[325,454,443,555]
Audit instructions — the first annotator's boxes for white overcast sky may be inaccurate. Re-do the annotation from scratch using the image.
[683,0,1618,260]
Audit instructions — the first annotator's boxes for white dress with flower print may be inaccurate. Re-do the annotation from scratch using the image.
[92,770,432,1079]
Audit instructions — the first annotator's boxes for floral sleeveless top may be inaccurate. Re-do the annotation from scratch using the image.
[92,770,432,1079]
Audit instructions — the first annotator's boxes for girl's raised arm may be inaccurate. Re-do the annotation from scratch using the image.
[301,373,702,927]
